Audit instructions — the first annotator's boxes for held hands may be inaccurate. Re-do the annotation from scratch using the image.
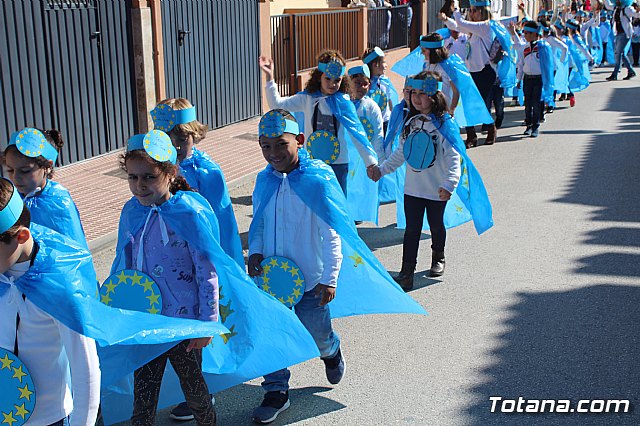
[186,337,213,352]
[367,164,382,182]
[315,284,336,306]
[258,56,275,81]
[248,253,264,277]
[438,187,452,201]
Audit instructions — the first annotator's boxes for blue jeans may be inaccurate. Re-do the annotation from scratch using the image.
[330,163,349,197]
[262,289,341,392]
[612,33,634,76]
[48,417,69,426]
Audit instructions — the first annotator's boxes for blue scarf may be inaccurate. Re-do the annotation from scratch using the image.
[538,40,556,107]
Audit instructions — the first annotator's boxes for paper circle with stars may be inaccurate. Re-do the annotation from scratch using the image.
[370,89,388,111]
[256,256,305,308]
[11,128,51,160]
[150,103,177,132]
[259,110,286,138]
[360,118,375,142]
[143,130,177,164]
[306,130,340,164]
[100,269,163,315]
[321,60,346,79]
[403,131,436,170]
[0,348,36,425]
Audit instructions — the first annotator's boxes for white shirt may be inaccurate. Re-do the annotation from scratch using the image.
[0,264,100,425]
[516,40,543,79]
[444,33,469,61]
[265,80,378,167]
[249,171,343,290]
[604,0,640,38]
[422,62,454,108]
[380,114,460,200]
[453,10,493,72]
[355,96,385,160]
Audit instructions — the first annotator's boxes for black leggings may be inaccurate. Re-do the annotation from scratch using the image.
[402,194,448,264]
[466,64,498,132]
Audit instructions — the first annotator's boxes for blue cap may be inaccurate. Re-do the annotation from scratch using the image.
[259,110,300,138]
[0,179,25,234]
[363,46,385,64]
[318,60,346,79]
[150,103,197,133]
[8,128,59,163]
[420,37,446,49]
[127,130,177,164]
[348,65,371,78]
[407,76,443,96]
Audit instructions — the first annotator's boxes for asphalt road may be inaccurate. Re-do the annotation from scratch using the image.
[94,67,640,425]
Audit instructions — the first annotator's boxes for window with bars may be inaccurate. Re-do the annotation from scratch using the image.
[44,0,96,10]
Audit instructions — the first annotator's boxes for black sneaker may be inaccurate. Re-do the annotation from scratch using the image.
[523,126,532,136]
[169,395,216,421]
[606,75,617,81]
[623,72,636,80]
[323,348,346,385]
[252,391,290,424]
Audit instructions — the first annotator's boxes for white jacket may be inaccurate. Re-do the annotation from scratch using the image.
[604,0,640,38]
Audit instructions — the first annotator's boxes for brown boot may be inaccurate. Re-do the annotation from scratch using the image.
[429,251,445,277]
[393,262,416,291]
[485,124,497,145]
[465,127,478,149]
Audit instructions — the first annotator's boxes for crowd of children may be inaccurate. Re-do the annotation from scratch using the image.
[1,0,633,425]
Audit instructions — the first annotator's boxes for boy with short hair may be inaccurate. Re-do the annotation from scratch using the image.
[248,109,345,424]
[0,178,101,425]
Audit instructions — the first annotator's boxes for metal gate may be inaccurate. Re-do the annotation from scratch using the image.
[0,0,137,165]
[426,0,446,33]
[161,0,262,130]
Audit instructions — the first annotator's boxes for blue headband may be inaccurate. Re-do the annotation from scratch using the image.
[470,0,491,7]
[318,60,346,79]
[8,128,59,163]
[348,65,371,78]
[363,46,385,64]
[150,103,197,133]
[259,110,300,138]
[538,10,549,17]
[420,38,445,49]
[566,20,579,30]
[576,10,587,17]
[0,179,25,234]
[407,76,443,96]
[553,20,564,29]
[524,25,543,34]
[127,130,177,164]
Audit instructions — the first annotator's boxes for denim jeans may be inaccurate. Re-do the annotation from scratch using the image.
[262,290,341,392]
[612,33,634,76]
[523,75,543,129]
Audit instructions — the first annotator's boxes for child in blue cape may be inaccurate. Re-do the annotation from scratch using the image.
[0,178,100,425]
[151,97,244,267]
[2,128,88,248]
[258,50,379,198]
[361,46,399,132]
[248,109,345,423]
[119,131,217,425]
[368,71,460,289]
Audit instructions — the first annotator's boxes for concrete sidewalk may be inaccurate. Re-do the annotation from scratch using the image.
[55,117,263,250]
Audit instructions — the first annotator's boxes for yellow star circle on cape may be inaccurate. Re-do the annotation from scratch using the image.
[100,270,162,314]
[0,349,35,425]
[307,130,340,164]
[360,118,375,142]
[258,257,305,308]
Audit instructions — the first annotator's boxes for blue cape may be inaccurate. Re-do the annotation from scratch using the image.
[394,114,493,235]
[379,101,408,203]
[391,51,494,126]
[100,191,319,424]
[24,180,88,249]
[538,40,556,107]
[603,22,615,64]
[370,75,400,109]
[250,149,427,318]
[590,26,603,65]
[179,148,244,266]
[567,35,591,92]
[553,36,571,94]
[490,20,518,89]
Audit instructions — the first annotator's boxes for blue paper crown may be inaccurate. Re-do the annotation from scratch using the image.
[0,179,25,234]
[127,130,177,164]
[538,10,549,17]
[420,37,445,49]
[553,20,564,29]
[8,128,59,163]
[576,10,587,17]
[470,0,491,7]
[363,46,385,64]
[524,23,543,34]
[150,103,197,133]
[565,19,579,30]
[317,60,346,79]
[348,65,371,78]
[259,110,300,138]
[407,76,443,96]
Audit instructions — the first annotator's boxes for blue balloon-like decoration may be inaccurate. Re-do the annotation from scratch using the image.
[403,131,436,170]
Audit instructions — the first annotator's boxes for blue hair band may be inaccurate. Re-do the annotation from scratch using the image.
[348,65,371,78]
[524,25,543,35]
[566,20,579,30]
[150,104,197,133]
[407,77,443,96]
[363,46,385,64]
[470,0,491,7]
[420,39,446,49]
[127,130,177,164]
[259,110,300,138]
[0,179,25,234]
[8,128,59,163]
[318,60,346,79]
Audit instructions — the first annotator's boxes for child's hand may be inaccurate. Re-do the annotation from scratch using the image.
[439,12,448,21]
[367,165,382,182]
[258,56,275,81]
[315,284,336,306]
[186,337,213,352]
[438,187,452,201]
[248,253,264,277]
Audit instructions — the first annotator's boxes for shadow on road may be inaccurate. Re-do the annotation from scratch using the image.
[464,284,640,425]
